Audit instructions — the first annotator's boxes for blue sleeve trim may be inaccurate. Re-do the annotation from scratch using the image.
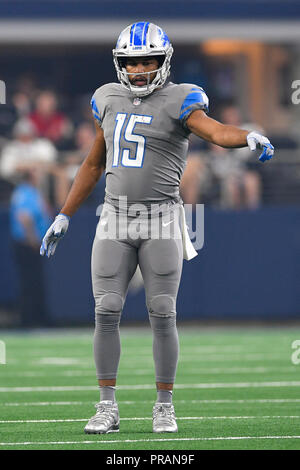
[179,90,209,121]
[91,96,101,123]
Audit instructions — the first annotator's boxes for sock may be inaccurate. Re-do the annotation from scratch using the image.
[157,389,173,404]
[99,385,116,403]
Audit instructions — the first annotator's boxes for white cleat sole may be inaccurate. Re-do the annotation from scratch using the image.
[84,426,119,435]
[153,429,178,433]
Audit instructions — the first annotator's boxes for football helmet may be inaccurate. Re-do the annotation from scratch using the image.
[113,21,173,97]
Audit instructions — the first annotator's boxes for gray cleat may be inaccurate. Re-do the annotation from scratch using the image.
[152,402,178,433]
[84,400,120,434]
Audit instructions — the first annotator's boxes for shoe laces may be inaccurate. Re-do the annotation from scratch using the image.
[90,402,116,425]
[153,404,175,423]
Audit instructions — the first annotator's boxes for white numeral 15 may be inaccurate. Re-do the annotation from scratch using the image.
[113,113,153,168]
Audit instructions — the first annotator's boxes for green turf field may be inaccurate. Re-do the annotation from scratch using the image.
[0,326,300,450]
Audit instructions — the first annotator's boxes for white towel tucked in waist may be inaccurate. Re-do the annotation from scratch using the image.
[179,205,198,261]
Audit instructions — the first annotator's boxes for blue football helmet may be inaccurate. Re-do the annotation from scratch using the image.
[113,22,173,97]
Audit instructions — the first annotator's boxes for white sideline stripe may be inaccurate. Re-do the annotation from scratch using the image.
[26,346,273,355]
[1,436,300,446]
[1,381,300,392]
[4,351,247,361]
[3,398,300,407]
[1,416,300,424]
[8,354,292,365]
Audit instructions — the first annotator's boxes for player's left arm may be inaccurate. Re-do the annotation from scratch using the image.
[186,109,274,162]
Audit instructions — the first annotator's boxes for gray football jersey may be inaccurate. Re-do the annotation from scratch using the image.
[91,81,208,204]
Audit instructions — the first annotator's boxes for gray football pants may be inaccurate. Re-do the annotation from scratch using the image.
[91,203,183,384]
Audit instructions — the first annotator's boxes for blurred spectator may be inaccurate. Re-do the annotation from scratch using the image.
[0,102,17,139]
[180,151,206,205]
[215,105,262,209]
[0,117,70,208]
[12,92,32,119]
[10,167,52,327]
[181,105,263,209]
[15,73,38,101]
[63,122,95,180]
[28,90,73,148]
[0,118,57,182]
[60,121,106,206]
[198,141,262,210]
[189,106,262,209]
[72,94,96,127]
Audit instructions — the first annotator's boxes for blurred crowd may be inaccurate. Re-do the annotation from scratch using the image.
[180,105,264,210]
[0,75,102,210]
[0,76,106,327]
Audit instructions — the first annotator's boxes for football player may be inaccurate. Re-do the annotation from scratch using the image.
[40,22,274,434]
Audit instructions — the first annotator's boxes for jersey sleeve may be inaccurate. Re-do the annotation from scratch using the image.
[178,84,209,128]
[90,83,112,127]
[90,91,102,126]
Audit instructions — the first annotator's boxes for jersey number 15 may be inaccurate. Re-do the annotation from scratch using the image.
[113,113,153,168]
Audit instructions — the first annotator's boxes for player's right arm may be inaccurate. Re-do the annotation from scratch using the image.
[60,121,106,217]
[40,120,106,257]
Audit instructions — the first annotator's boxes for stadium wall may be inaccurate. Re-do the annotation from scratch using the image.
[1,206,299,323]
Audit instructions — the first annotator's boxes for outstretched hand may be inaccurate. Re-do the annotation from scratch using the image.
[247,131,274,162]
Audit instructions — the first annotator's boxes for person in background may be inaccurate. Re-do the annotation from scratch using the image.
[214,105,263,210]
[0,117,69,208]
[63,122,96,181]
[180,151,206,205]
[0,118,57,182]
[10,167,52,327]
[12,92,32,119]
[61,121,106,206]
[28,90,73,148]
[184,105,263,209]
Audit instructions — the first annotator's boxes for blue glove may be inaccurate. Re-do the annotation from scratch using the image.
[247,131,274,162]
[40,213,70,258]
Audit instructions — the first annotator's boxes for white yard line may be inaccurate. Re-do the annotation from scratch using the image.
[1,436,300,446]
[1,381,300,392]
[3,398,300,407]
[1,416,300,424]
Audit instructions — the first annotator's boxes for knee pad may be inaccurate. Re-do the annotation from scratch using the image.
[95,293,123,315]
[148,294,176,317]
